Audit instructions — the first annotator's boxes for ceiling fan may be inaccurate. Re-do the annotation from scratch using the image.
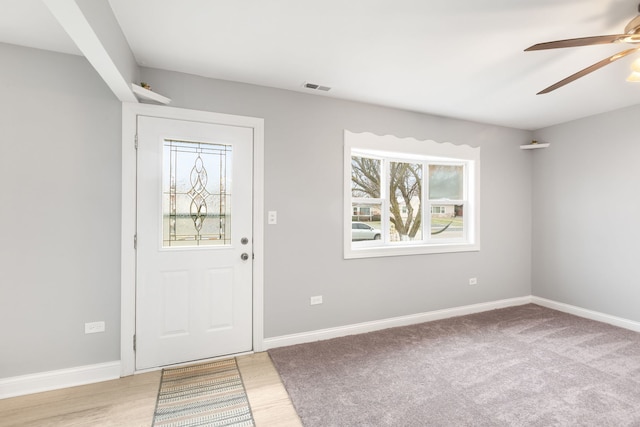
[525,3,640,94]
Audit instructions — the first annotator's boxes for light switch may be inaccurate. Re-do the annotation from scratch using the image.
[268,211,277,224]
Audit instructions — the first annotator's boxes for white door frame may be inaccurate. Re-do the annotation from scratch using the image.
[120,102,264,376]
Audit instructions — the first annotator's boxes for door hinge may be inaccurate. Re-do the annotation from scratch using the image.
[133,334,136,351]
[134,234,137,250]
[134,133,138,150]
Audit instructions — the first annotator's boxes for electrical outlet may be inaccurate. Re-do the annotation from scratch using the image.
[85,321,105,334]
[310,295,323,305]
[469,277,478,285]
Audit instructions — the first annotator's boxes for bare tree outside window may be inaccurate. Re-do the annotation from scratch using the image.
[351,156,423,241]
[351,157,380,198]
[389,162,422,240]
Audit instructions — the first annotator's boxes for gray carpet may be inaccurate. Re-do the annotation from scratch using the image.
[268,304,640,426]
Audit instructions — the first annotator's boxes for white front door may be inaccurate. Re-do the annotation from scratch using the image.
[135,115,253,370]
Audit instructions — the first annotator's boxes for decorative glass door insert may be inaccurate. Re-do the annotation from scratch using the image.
[162,139,232,247]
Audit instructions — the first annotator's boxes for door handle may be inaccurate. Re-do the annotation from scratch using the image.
[241,253,249,261]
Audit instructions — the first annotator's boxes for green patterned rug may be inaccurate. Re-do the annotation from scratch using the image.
[152,358,255,427]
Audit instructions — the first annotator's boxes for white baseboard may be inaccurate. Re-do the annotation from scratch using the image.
[264,296,533,350]
[5,297,638,400]
[265,296,640,351]
[0,361,121,400]
[531,296,640,333]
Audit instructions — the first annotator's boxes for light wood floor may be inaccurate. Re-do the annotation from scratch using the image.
[0,352,302,427]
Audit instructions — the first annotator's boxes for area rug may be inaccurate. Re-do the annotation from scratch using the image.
[269,304,640,426]
[152,358,255,427]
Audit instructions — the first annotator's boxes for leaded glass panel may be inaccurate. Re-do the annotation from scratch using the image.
[162,140,232,247]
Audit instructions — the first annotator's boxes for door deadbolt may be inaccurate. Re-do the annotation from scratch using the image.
[241,237,249,245]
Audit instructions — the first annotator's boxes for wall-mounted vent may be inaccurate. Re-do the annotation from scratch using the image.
[303,82,332,91]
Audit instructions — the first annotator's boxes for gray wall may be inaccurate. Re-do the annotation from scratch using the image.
[140,67,533,338]
[0,43,122,377]
[0,41,533,379]
[532,105,640,321]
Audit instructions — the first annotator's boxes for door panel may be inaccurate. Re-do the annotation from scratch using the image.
[205,266,234,330]
[135,116,253,370]
[160,270,189,336]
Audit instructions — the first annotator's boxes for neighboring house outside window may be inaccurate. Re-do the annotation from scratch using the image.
[344,131,480,259]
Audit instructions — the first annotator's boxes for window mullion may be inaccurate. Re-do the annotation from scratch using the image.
[381,158,390,244]
[424,160,430,242]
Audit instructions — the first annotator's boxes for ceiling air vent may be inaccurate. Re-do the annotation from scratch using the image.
[303,82,331,91]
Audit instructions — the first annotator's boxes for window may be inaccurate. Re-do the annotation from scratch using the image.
[344,131,480,259]
[163,139,232,247]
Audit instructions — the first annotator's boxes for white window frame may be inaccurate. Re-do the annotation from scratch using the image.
[344,130,480,259]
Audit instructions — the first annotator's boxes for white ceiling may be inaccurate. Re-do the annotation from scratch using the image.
[2,0,640,130]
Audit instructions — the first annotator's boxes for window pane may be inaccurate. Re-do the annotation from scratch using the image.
[351,203,381,241]
[352,203,381,222]
[163,140,232,247]
[429,165,463,200]
[431,204,464,239]
[351,156,380,198]
[389,161,422,241]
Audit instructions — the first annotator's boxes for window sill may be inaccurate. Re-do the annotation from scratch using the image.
[344,242,480,259]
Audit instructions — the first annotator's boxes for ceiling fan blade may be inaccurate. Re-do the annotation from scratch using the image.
[525,35,627,51]
[525,34,628,51]
[624,15,640,34]
[537,47,640,94]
